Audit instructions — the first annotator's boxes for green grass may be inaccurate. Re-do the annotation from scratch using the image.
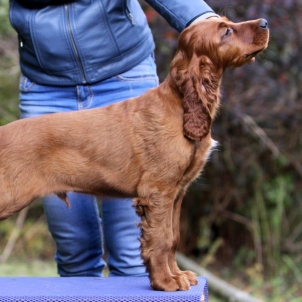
[0,259,57,277]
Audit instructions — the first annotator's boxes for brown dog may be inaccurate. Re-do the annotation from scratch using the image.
[0,18,269,291]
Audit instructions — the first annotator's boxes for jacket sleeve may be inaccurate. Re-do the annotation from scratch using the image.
[144,0,218,32]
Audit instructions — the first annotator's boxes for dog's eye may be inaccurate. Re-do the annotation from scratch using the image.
[224,28,232,37]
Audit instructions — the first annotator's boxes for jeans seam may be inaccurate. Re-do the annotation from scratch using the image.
[77,85,94,109]
[91,198,104,276]
[115,75,158,82]
[87,85,93,109]
[76,85,82,110]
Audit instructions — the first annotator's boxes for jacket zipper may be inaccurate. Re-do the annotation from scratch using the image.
[125,3,136,25]
[19,37,23,48]
[65,4,87,84]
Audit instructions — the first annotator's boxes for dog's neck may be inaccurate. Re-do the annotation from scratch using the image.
[160,64,223,141]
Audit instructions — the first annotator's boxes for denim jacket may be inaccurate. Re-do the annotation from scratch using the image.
[10,0,216,86]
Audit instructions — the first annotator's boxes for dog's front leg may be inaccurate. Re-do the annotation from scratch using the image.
[135,192,188,291]
[136,193,177,291]
[168,190,198,288]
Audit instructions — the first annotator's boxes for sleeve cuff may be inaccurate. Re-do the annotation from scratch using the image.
[187,12,220,27]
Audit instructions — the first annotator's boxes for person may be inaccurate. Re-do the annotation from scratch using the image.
[9,0,218,277]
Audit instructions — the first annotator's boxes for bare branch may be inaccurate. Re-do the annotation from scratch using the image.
[0,208,29,263]
[176,252,263,302]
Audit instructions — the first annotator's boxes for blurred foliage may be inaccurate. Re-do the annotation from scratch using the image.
[0,0,14,36]
[0,0,302,300]
[0,202,55,260]
[0,0,19,124]
[0,259,57,276]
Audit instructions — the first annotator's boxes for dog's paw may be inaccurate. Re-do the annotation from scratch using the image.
[174,273,191,291]
[169,265,198,287]
[150,273,194,291]
[182,270,198,286]
[151,277,180,292]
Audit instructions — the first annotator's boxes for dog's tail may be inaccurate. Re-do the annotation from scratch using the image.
[56,192,71,208]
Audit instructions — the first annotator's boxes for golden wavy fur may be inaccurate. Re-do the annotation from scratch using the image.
[0,17,269,291]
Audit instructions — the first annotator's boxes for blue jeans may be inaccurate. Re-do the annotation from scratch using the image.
[19,54,159,277]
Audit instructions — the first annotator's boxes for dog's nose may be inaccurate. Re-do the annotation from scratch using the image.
[259,19,268,29]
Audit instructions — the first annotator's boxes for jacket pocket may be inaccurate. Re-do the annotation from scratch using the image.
[19,74,35,92]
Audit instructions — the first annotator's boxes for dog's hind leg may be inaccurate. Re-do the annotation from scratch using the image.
[0,191,34,221]
[0,170,48,219]
[0,176,21,220]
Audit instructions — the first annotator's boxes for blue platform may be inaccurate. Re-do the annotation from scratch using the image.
[0,276,208,301]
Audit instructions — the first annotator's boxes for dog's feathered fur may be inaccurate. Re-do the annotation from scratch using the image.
[0,18,269,291]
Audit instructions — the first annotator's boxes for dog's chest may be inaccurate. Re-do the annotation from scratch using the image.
[182,137,218,184]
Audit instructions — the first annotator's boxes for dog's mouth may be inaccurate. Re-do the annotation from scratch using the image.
[242,47,265,64]
[243,48,264,59]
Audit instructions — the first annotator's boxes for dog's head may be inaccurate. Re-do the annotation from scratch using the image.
[169,17,269,141]
[178,17,269,69]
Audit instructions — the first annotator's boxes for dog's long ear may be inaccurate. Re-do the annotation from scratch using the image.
[171,53,214,141]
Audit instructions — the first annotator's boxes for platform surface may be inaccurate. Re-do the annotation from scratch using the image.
[0,276,208,302]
